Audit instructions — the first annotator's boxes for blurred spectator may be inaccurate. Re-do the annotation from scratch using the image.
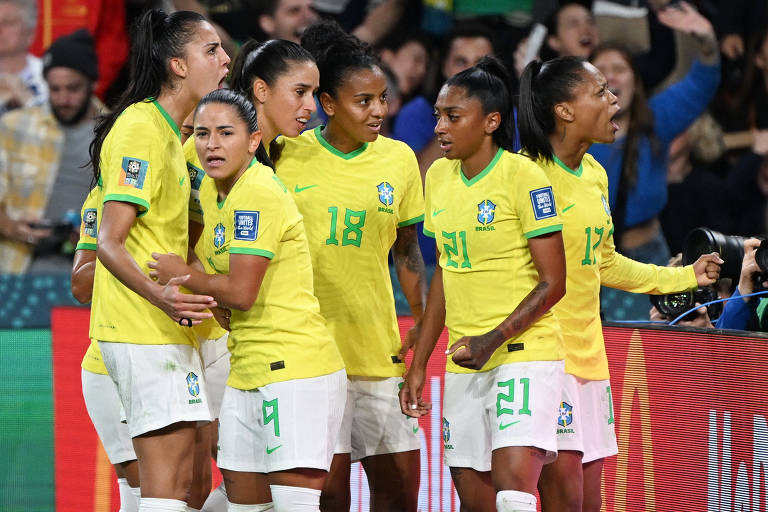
[589,1,721,320]
[0,0,46,116]
[393,22,495,175]
[255,0,319,43]
[715,238,768,330]
[661,113,731,254]
[27,0,128,101]
[724,131,768,236]
[314,0,407,45]
[378,64,401,137]
[377,30,430,100]
[0,29,101,274]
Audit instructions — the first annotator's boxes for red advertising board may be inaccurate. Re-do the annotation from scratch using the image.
[52,308,768,511]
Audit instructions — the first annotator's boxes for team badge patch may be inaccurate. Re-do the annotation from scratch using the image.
[477,199,496,225]
[530,186,557,220]
[186,372,200,397]
[213,223,226,248]
[557,401,573,427]
[234,210,259,241]
[442,417,450,442]
[377,182,394,206]
[83,208,97,238]
[119,157,148,189]
[601,194,611,216]
[187,163,204,191]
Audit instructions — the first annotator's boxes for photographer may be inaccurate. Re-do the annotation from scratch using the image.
[715,238,768,330]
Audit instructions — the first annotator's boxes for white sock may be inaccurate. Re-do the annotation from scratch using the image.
[496,490,537,512]
[118,479,139,512]
[202,483,228,511]
[269,485,320,512]
[227,502,274,511]
[139,497,188,512]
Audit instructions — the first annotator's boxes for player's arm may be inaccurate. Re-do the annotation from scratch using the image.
[71,249,96,304]
[98,200,216,324]
[400,246,443,418]
[150,251,268,311]
[447,231,567,370]
[393,223,427,360]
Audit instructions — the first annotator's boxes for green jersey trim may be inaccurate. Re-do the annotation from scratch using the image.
[151,99,181,140]
[460,147,503,187]
[423,227,436,238]
[230,247,274,259]
[103,194,150,217]
[314,126,368,160]
[553,155,583,177]
[398,214,424,228]
[524,224,563,239]
[76,242,97,251]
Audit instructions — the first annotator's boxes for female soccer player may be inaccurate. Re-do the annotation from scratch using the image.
[400,56,567,512]
[149,89,346,512]
[516,56,722,512]
[87,9,229,511]
[274,20,427,511]
[73,187,140,512]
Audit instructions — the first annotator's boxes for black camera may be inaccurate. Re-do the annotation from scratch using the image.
[650,228,768,321]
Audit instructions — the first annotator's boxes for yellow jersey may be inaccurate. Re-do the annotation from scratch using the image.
[423,149,564,374]
[90,99,196,345]
[199,160,344,390]
[538,153,696,380]
[183,136,227,342]
[76,187,109,375]
[276,127,424,377]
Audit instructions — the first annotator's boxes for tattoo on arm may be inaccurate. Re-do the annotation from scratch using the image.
[499,281,551,339]
[394,224,427,315]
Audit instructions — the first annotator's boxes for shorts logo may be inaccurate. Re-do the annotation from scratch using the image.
[187,163,204,191]
[234,211,259,241]
[120,157,148,189]
[83,208,97,238]
[442,417,450,442]
[477,199,496,225]
[601,194,611,216]
[377,182,394,206]
[213,223,226,248]
[186,372,200,397]
[558,401,573,427]
[530,186,556,220]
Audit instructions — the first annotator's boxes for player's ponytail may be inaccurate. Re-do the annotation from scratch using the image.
[89,9,206,185]
[444,55,516,152]
[517,56,587,162]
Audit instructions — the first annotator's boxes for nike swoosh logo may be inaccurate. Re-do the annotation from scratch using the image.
[179,176,186,186]
[562,203,575,213]
[294,184,318,193]
[432,208,446,217]
[499,420,520,431]
[413,425,420,434]
[266,444,282,454]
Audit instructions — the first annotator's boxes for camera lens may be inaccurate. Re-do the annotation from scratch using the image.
[755,239,768,274]
[684,228,746,281]
[650,291,694,317]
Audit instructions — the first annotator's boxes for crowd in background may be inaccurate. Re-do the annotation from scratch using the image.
[0,0,766,325]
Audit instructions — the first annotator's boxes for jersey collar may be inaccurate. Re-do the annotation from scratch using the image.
[460,147,503,187]
[314,126,368,160]
[150,99,181,140]
[553,155,583,177]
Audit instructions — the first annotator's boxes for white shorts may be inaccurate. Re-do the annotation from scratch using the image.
[200,334,230,419]
[556,375,618,463]
[81,369,136,464]
[98,342,212,437]
[335,376,421,461]
[217,369,347,473]
[443,360,564,472]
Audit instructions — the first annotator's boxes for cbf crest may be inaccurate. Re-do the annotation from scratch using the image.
[477,199,496,225]
[213,223,226,248]
[186,372,200,397]
[442,417,450,442]
[377,182,394,206]
[557,401,573,427]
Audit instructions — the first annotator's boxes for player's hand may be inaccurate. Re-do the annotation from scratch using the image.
[446,330,504,370]
[152,274,216,326]
[148,252,188,285]
[399,365,431,417]
[398,320,421,362]
[212,306,231,331]
[692,252,723,286]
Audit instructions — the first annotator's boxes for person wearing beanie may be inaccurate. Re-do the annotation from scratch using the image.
[0,28,102,274]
